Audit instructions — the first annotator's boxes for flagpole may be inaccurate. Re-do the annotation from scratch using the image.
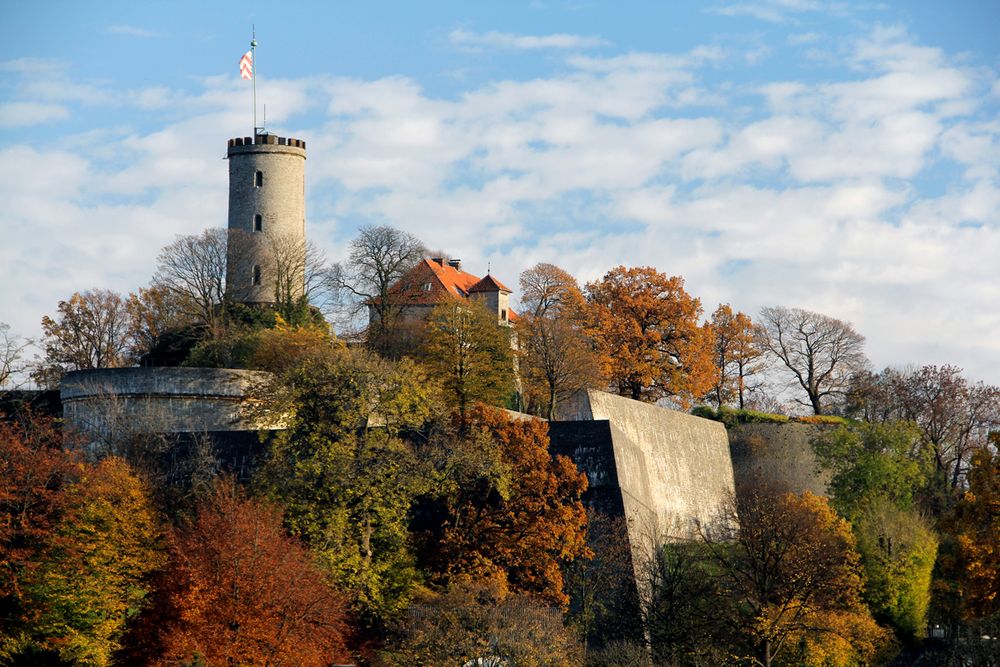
[251,27,258,135]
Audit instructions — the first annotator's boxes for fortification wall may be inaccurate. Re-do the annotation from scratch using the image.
[61,367,275,437]
[551,390,735,606]
[727,422,831,497]
[557,390,735,539]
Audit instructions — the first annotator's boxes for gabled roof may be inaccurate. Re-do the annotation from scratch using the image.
[468,274,511,294]
[373,258,519,321]
[375,259,480,306]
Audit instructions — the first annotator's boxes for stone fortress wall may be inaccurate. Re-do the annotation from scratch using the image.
[60,367,275,438]
[727,422,831,497]
[550,390,736,590]
[226,134,307,304]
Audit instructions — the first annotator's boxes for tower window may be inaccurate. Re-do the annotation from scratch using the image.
[252,265,262,286]
[253,214,262,232]
[254,170,263,187]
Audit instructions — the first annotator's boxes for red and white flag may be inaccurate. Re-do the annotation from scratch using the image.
[239,50,253,80]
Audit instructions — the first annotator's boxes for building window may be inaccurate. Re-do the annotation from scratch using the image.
[255,170,263,187]
[252,265,262,286]
[253,214,262,232]
[501,309,507,321]
[422,282,433,291]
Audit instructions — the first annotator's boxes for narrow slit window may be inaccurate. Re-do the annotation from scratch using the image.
[255,170,263,187]
[253,214,262,232]
[252,265,262,286]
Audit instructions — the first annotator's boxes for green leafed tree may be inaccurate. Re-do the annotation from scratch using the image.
[854,499,938,641]
[255,347,440,630]
[813,422,939,641]
[419,300,515,428]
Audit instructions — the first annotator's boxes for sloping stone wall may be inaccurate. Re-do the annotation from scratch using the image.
[551,390,736,606]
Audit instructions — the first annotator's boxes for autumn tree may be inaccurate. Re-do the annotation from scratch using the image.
[708,304,767,410]
[758,306,868,415]
[420,300,515,427]
[0,412,80,653]
[327,225,426,353]
[586,266,715,407]
[517,263,602,420]
[34,289,134,387]
[384,578,583,667]
[0,323,30,389]
[152,228,231,333]
[151,479,350,667]
[698,485,893,667]
[255,348,440,629]
[945,440,1000,621]
[15,457,164,666]
[417,406,589,607]
[843,365,1000,504]
[124,284,194,363]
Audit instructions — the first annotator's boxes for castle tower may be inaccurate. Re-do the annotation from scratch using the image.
[225,134,307,304]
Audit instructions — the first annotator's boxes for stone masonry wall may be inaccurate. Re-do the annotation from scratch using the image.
[61,367,275,437]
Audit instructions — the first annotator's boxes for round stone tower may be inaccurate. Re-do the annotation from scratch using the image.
[225,134,307,304]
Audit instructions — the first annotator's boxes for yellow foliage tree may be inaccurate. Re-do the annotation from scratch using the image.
[22,458,165,666]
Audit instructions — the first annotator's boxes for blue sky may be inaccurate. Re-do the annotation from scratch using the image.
[2,0,999,393]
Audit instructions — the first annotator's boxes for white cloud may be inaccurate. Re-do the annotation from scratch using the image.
[0,101,69,127]
[2,24,999,388]
[709,0,839,22]
[449,29,609,51]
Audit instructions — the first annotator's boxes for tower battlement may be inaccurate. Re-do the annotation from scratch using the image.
[227,134,306,151]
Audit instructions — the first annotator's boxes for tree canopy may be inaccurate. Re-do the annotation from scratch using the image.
[586,266,715,406]
[758,305,868,415]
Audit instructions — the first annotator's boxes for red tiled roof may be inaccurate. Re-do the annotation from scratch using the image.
[468,274,511,293]
[375,259,519,321]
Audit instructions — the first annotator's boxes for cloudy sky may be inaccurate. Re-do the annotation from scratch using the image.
[2,0,999,386]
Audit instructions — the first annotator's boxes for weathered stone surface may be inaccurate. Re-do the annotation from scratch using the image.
[60,367,275,436]
[550,390,735,592]
[226,137,307,304]
[728,422,831,497]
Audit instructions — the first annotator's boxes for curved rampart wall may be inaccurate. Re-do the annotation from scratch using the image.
[60,367,275,437]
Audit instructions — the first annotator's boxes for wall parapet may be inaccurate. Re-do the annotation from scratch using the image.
[61,367,277,435]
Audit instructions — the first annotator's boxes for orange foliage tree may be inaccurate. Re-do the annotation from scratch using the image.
[586,266,715,406]
[701,487,893,667]
[708,303,767,409]
[152,479,351,666]
[422,406,589,607]
[947,440,1000,620]
[0,413,80,643]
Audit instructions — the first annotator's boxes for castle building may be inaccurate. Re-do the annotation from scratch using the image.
[225,134,307,305]
[370,257,518,328]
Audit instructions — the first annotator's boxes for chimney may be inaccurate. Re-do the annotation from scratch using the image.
[447,258,462,270]
[431,257,445,266]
